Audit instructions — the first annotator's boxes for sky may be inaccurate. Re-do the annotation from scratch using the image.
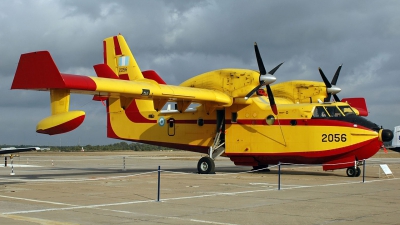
[0,0,399,146]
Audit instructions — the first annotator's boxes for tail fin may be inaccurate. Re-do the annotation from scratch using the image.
[103,35,144,81]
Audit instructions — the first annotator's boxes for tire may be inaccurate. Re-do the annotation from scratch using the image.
[346,167,356,177]
[197,157,215,174]
[355,167,361,177]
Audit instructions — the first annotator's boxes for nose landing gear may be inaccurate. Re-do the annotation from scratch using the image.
[346,166,361,177]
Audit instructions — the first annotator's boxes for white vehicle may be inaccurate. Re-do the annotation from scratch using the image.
[390,126,400,152]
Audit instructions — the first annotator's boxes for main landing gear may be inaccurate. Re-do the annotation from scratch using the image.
[346,166,361,177]
[197,157,215,174]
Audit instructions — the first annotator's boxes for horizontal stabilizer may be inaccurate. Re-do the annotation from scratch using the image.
[12,51,97,91]
[93,64,119,79]
[142,70,167,84]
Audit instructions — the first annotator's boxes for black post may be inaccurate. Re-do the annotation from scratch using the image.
[157,165,161,202]
[362,159,366,183]
[278,162,281,190]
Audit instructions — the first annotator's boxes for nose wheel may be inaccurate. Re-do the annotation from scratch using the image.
[346,167,361,177]
[197,157,215,174]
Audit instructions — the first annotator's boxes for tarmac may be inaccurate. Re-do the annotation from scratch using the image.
[0,150,399,225]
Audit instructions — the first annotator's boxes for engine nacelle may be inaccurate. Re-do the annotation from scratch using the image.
[36,111,85,135]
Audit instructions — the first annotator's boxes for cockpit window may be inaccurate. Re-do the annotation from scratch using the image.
[338,106,355,116]
[312,106,329,118]
[324,106,344,117]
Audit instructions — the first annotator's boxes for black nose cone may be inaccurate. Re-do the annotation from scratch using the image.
[381,129,394,142]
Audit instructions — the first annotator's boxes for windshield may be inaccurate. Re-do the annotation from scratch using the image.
[338,106,355,116]
[324,106,343,117]
[312,106,329,118]
[312,106,348,118]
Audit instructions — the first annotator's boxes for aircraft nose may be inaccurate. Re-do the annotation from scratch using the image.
[379,129,393,142]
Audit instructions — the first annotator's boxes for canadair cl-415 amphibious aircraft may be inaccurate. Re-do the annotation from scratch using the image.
[11,34,393,176]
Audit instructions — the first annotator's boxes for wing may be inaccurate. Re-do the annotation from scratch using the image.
[12,51,232,108]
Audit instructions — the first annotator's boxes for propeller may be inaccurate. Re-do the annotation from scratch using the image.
[318,64,342,102]
[244,42,283,115]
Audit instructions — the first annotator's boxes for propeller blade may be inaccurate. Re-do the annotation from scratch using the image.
[266,85,278,115]
[254,42,266,75]
[268,62,284,75]
[245,81,264,100]
[318,67,332,88]
[246,43,281,100]
[333,94,340,102]
[331,64,342,85]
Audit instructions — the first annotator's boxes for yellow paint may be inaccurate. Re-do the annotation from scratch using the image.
[50,89,70,115]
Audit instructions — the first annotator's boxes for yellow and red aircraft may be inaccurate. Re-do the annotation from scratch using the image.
[11,34,393,176]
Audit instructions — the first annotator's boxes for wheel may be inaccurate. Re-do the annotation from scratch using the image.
[346,167,357,177]
[355,167,361,177]
[197,157,215,174]
[252,165,270,172]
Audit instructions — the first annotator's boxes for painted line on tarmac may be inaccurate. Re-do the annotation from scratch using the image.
[1,197,236,225]
[0,194,77,206]
[96,208,238,225]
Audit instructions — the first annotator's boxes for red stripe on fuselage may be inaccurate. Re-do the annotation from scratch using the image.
[230,118,371,130]
[121,115,369,130]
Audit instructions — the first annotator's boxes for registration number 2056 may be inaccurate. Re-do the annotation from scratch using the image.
[322,134,347,142]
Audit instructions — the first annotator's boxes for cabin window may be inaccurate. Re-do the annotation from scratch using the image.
[338,106,355,116]
[325,106,344,117]
[231,112,238,123]
[312,106,329,118]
